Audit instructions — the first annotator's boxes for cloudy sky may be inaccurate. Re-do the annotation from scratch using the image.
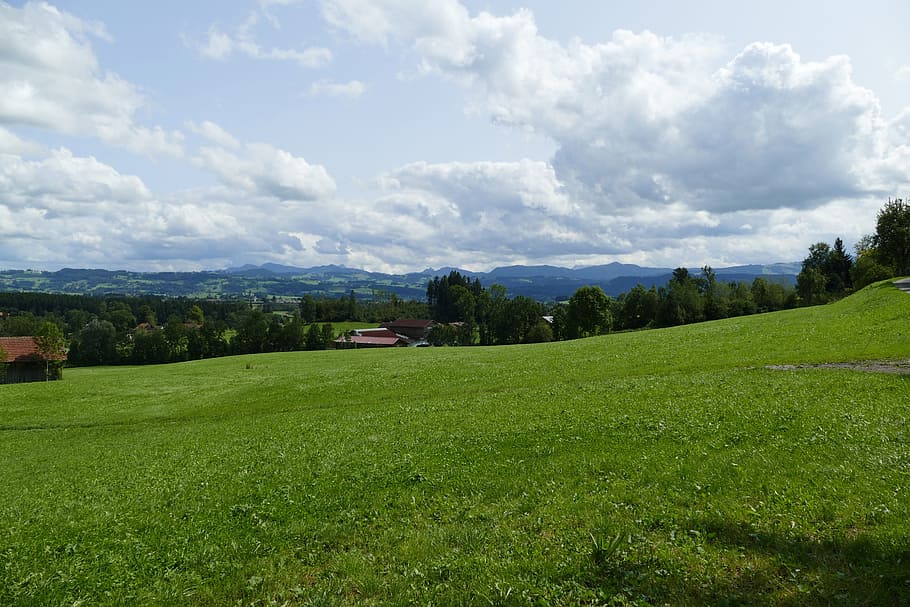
[2,0,909,272]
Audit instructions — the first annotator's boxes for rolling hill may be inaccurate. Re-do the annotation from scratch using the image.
[0,261,800,301]
[1,280,907,605]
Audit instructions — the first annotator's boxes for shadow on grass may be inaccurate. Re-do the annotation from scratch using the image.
[585,517,910,606]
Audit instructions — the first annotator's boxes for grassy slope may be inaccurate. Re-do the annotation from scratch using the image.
[1,281,908,606]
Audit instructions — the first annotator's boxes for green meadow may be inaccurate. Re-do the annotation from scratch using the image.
[2,281,908,605]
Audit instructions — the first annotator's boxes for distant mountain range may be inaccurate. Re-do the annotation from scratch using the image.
[0,262,800,301]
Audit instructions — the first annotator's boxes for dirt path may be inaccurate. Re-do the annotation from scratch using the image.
[767,360,910,375]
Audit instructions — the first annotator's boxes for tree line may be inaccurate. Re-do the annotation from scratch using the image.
[0,291,427,366]
[1,198,906,362]
[425,198,910,345]
[424,267,798,346]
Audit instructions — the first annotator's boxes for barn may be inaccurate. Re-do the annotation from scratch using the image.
[0,337,66,384]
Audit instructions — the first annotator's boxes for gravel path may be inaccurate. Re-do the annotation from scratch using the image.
[766,360,910,375]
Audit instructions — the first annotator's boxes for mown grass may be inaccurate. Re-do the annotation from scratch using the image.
[1,281,909,605]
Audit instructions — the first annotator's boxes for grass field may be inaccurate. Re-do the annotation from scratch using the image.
[1,281,909,605]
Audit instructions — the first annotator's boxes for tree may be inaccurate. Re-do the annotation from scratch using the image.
[852,234,893,289]
[427,271,478,323]
[655,268,703,327]
[566,285,612,339]
[70,319,118,365]
[305,323,325,350]
[233,309,270,354]
[524,320,553,343]
[321,323,335,349]
[618,284,658,330]
[701,266,730,321]
[828,237,853,292]
[300,294,317,323]
[796,267,828,305]
[34,321,66,380]
[796,239,854,303]
[188,305,205,326]
[751,277,789,313]
[427,323,457,346]
[873,198,910,275]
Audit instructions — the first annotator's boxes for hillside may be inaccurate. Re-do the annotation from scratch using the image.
[0,262,798,301]
[1,281,908,605]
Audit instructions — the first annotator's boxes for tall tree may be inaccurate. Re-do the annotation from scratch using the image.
[618,284,658,330]
[300,294,317,323]
[566,285,612,339]
[828,237,854,292]
[852,234,893,289]
[656,268,703,326]
[873,198,910,275]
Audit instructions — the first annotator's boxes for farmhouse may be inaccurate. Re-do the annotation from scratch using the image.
[380,319,435,340]
[0,336,66,384]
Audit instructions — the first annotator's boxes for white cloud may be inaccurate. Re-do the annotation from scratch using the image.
[0,2,183,157]
[186,120,241,149]
[194,141,336,201]
[322,0,910,220]
[199,26,234,60]
[0,147,337,269]
[0,126,43,155]
[308,79,366,98]
[198,5,332,68]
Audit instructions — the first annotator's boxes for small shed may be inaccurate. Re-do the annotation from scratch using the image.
[0,337,67,384]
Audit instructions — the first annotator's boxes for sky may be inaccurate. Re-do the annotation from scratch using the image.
[1,0,909,273]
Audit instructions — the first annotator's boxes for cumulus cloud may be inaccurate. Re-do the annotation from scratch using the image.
[308,79,366,98]
[0,146,339,269]
[194,141,336,201]
[321,0,910,222]
[198,4,332,68]
[0,2,183,156]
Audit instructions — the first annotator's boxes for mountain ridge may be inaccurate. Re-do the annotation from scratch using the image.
[0,262,800,301]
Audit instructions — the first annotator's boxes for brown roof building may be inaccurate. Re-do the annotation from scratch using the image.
[379,319,435,341]
[0,336,67,384]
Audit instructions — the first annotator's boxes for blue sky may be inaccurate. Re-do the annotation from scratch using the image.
[2,0,909,272]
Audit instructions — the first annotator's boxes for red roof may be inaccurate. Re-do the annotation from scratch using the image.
[353,328,400,338]
[0,336,67,363]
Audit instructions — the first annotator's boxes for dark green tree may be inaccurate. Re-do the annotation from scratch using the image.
[300,294,318,323]
[701,266,730,321]
[852,234,893,289]
[618,284,659,330]
[321,323,335,348]
[655,268,703,327]
[70,319,118,365]
[566,285,612,338]
[305,322,324,350]
[796,267,828,305]
[828,237,853,292]
[233,309,270,354]
[873,198,910,275]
